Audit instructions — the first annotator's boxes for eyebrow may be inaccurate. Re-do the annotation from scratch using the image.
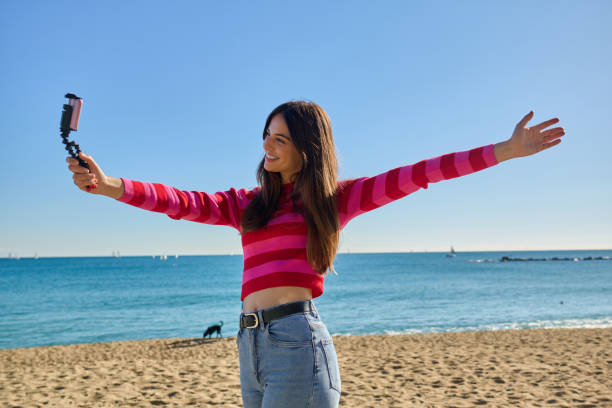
[266,128,291,140]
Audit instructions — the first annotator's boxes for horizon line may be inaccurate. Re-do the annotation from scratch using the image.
[3,248,612,259]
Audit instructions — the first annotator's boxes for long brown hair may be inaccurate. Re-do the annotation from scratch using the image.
[241,101,339,274]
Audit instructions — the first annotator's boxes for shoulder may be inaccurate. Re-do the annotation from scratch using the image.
[221,185,260,207]
[336,178,366,195]
[207,185,259,203]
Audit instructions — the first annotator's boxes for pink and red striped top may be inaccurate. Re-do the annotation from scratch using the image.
[117,144,499,300]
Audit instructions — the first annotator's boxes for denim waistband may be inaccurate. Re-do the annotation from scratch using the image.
[240,299,317,329]
[241,299,316,315]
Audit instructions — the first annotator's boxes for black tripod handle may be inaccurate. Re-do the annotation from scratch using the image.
[78,157,90,169]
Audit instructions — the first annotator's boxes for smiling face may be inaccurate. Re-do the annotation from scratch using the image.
[263,113,303,184]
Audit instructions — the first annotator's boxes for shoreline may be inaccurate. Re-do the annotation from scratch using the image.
[1,328,610,407]
[3,321,612,351]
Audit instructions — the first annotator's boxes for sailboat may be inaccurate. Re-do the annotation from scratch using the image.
[446,246,456,258]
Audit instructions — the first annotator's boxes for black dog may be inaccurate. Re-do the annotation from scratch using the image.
[203,321,224,338]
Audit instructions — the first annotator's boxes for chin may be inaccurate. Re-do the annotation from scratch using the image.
[264,163,280,173]
[264,167,280,178]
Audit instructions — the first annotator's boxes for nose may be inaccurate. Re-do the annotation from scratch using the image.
[263,134,272,151]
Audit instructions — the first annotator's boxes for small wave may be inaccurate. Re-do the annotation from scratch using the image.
[372,317,612,336]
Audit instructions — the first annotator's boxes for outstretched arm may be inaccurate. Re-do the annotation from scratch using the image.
[337,110,565,228]
[337,144,499,228]
[67,152,253,231]
[493,111,565,162]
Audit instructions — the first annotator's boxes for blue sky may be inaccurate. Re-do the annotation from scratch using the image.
[1,0,610,257]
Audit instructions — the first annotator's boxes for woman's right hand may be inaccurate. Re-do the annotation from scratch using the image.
[66,152,124,199]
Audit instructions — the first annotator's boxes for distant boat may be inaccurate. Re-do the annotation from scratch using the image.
[175,254,179,259]
[112,250,121,258]
[34,253,38,260]
[446,246,456,258]
[160,254,167,261]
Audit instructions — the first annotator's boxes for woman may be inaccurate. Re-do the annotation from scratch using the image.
[67,101,564,407]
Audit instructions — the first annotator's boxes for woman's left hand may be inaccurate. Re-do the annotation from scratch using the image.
[506,111,565,159]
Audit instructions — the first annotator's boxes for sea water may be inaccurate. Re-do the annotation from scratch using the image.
[1,250,611,349]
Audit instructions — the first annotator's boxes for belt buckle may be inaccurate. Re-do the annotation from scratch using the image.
[243,313,259,329]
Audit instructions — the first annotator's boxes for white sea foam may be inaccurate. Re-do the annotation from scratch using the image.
[375,316,612,336]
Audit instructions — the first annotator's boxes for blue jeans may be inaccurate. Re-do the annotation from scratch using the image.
[236,300,341,408]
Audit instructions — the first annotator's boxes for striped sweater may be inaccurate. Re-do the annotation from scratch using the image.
[117,144,499,300]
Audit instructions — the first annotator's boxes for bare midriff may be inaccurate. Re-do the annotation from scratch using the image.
[242,286,313,313]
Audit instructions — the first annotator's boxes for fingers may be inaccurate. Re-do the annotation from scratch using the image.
[66,152,101,174]
[517,111,564,137]
[540,138,562,151]
[72,172,98,191]
[78,152,102,175]
[541,127,565,141]
[66,153,98,193]
[517,110,534,128]
[66,156,89,173]
[533,117,560,131]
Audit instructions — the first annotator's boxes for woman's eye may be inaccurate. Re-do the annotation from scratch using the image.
[277,138,285,144]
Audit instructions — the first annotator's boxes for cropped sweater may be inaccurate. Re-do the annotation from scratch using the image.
[117,144,499,300]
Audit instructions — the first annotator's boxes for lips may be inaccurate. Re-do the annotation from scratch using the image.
[265,153,279,161]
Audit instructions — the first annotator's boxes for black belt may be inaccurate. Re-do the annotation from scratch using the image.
[239,300,313,329]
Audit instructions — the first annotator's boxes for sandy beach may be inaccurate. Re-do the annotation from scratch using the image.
[1,328,610,407]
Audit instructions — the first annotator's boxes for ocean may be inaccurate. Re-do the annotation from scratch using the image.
[1,250,611,350]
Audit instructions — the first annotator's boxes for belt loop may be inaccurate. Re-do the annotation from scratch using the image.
[258,310,265,331]
[310,300,318,317]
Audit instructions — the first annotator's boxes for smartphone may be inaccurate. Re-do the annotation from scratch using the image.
[64,93,83,131]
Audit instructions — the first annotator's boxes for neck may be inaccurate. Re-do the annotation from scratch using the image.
[281,171,298,184]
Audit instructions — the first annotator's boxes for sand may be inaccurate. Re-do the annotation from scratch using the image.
[1,328,610,407]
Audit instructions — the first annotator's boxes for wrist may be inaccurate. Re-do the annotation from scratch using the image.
[493,140,515,163]
[98,176,124,199]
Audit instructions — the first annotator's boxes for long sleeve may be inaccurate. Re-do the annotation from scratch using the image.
[336,144,499,228]
[116,178,258,231]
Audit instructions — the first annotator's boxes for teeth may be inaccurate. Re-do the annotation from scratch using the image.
[266,154,279,159]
